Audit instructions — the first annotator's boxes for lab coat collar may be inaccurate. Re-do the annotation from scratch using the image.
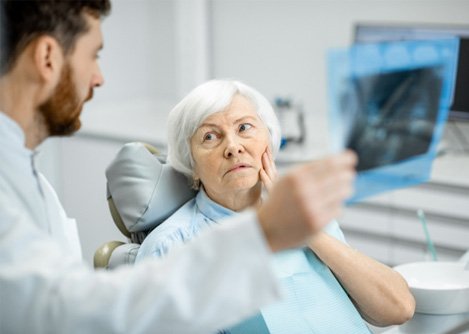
[0,111,35,157]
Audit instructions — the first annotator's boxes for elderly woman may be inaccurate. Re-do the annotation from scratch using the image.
[136,80,415,333]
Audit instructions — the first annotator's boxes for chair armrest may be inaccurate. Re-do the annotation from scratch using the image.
[93,241,126,269]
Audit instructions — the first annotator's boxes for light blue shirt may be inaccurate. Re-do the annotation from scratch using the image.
[137,188,371,334]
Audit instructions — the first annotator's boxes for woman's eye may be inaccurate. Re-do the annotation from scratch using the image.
[203,133,217,141]
[239,123,253,132]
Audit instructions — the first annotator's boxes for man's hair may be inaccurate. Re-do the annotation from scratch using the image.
[0,0,111,75]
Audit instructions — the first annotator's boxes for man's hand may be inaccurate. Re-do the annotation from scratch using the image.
[257,150,357,252]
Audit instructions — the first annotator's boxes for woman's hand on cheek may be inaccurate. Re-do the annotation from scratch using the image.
[260,147,277,193]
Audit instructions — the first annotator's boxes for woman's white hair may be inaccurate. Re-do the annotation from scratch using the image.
[167,79,281,179]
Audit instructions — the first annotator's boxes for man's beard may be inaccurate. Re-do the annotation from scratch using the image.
[38,64,93,137]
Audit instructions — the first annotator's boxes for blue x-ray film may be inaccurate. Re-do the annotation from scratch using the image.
[328,39,459,202]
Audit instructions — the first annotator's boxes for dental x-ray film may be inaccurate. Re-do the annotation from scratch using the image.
[328,38,459,202]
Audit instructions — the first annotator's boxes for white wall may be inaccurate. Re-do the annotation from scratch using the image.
[90,0,178,106]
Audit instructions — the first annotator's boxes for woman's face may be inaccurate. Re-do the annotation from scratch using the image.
[190,95,270,201]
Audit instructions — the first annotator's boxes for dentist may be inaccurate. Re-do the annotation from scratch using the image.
[0,1,357,333]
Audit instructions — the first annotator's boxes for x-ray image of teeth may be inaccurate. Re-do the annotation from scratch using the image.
[340,66,443,171]
[327,38,459,202]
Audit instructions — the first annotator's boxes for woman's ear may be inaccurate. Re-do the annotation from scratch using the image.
[192,170,201,190]
[191,178,201,190]
[32,36,64,86]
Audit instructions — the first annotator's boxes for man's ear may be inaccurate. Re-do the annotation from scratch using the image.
[32,36,64,86]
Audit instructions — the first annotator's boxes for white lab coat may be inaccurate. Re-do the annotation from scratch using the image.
[0,112,281,334]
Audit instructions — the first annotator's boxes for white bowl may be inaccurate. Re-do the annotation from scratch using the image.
[394,261,469,315]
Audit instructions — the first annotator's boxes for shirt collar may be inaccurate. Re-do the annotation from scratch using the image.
[195,187,237,221]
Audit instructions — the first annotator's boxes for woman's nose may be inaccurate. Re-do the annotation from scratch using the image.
[224,138,245,158]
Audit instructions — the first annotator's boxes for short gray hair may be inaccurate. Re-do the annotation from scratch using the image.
[167,79,281,179]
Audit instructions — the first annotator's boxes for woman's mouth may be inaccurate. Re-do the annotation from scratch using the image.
[226,163,252,175]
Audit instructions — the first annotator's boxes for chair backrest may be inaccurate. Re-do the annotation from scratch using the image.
[94,142,196,269]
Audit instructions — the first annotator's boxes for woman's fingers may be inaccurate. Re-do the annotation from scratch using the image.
[257,150,358,251]
[261,148,277,193]
[260,168,273,192]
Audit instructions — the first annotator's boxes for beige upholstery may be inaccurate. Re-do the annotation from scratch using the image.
[107,195,131,239]
[94,240,126,269]
[93,196,133,269]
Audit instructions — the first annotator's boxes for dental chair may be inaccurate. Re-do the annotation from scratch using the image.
[93,142,196,269]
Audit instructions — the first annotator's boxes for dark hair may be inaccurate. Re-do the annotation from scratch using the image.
[0,0,111,75]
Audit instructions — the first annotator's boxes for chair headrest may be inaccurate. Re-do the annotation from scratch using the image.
[105,142,196,235]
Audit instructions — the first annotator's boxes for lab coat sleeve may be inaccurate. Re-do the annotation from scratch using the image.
[0,200,281,334]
